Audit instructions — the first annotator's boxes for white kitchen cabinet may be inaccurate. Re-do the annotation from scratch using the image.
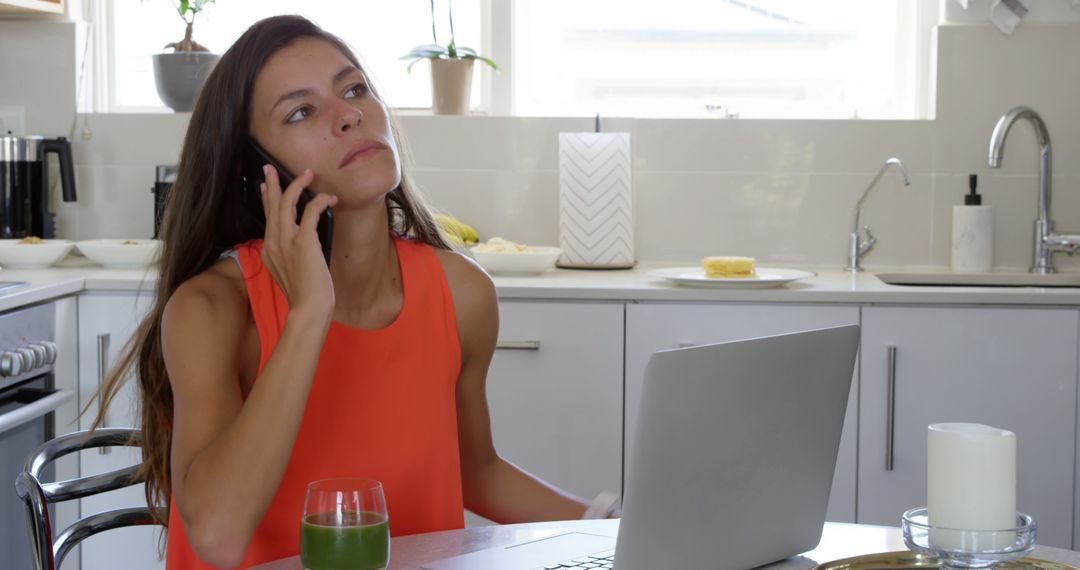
[858,306,1077,549]
[1076,354,1080,551]
[76,292,164,570]
[624,303,861,523]
[473,301,624,525]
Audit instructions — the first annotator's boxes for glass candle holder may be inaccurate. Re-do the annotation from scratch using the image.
[902,507,1036,570]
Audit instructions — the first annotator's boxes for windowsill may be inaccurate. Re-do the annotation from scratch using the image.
[83,110,936,122]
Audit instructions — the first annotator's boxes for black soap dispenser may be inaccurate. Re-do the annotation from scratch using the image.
[951,174,994,272]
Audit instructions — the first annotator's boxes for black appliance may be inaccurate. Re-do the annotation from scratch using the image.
[0,136,78,239]
[152,164,176,238]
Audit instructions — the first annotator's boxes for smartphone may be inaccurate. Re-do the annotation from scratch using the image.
[245,140,334,266]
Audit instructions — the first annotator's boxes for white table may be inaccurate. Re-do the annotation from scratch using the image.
[251,520,1080,570]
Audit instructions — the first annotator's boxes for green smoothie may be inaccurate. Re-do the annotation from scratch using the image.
[300,510,390,570]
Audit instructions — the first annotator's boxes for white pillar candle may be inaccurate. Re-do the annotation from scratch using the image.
[927,423,1016,550]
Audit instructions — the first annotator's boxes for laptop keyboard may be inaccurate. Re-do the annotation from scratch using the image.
[536,549,616,569]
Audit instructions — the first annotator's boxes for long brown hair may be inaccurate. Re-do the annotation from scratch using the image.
[89,15,450,528]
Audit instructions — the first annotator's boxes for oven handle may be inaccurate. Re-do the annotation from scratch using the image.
[0,389,73,436]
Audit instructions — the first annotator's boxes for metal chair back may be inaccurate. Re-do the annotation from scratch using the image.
[14,428,163,570]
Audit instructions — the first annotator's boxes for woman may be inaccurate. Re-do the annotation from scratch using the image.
[92,15,611,570]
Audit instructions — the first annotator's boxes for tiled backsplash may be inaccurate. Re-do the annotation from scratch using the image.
[4,21,1079,270]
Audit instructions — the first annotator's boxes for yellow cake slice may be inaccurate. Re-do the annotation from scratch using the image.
[702,256,756,278]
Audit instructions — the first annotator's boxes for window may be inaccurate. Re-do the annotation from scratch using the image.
[510,0,936,119]
[101,0,482,112]
[94,0,936,118]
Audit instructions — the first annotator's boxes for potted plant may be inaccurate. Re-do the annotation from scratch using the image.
[402,0,498,115]
[152,0,221,112]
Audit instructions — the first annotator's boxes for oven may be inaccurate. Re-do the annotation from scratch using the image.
[0,301,71,569]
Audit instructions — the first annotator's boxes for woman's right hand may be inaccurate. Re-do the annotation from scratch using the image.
[259,164,338,320]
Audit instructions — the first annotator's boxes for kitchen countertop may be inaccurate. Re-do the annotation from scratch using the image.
[4,257,1080,312]
[487,264,1080,305]
[0,257,158,312]
[251,519,1080,570]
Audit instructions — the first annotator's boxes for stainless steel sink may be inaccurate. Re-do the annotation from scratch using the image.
[877,272,1080,288]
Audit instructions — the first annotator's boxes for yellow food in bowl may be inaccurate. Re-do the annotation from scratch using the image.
[702,256,756,278]
[18,236,44,244]
[475,237,529,253]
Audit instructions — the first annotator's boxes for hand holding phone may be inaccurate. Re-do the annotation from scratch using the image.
[244,140,334,266]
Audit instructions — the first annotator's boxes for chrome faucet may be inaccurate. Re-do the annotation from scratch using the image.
[988,106,1080,274]
[846,158,912,272]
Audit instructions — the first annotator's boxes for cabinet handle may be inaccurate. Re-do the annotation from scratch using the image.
[495,340,541,351]
[97,333,111,455]
[885,345,897,471]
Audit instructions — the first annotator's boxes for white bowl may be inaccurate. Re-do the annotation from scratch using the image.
[77,239,162,269]
[0,239,75,268]
[470,246,562,276]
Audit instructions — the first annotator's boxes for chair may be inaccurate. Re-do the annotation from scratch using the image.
[14,428,164,570]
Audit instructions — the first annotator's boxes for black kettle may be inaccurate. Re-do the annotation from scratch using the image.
[0,135,78,239]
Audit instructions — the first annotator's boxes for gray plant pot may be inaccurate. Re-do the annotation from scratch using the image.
[152,52,220,112]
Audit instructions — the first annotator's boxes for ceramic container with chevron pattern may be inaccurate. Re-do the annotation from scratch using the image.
[556,132,636,269]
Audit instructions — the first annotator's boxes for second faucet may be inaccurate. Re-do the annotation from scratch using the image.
[846,157,912,272]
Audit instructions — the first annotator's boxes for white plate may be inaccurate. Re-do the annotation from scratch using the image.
[650,266,817,289]
[0,239,75,268]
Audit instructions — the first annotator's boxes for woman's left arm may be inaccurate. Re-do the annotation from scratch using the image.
[437,250,591,523]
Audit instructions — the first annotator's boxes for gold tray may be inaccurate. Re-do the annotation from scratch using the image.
[812,551,1079,570]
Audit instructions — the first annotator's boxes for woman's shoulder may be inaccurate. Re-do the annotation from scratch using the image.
[164,257,250,329]
[161,258,258,401]
[431,247,492,293]
[430,246,497,358]
[430,246,496,320]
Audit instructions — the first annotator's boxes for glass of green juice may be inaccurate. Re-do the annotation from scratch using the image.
[301,478,390,570]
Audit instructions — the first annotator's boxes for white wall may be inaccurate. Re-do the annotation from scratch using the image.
[3,16,1080,271]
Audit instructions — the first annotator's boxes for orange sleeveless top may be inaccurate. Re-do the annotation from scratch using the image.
[165,235,465,569]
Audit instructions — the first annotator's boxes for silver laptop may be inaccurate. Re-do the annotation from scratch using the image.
[424,325,860,570]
